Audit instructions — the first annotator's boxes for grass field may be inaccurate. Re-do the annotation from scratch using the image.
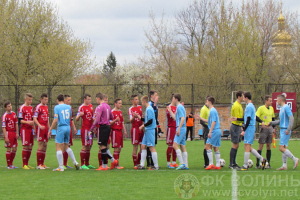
[0,138,299,200]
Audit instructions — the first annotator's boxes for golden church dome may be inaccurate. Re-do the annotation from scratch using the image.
[272,13,292,47]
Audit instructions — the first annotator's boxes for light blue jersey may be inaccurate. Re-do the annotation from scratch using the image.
[176,104,186,127]
[145,105,156,130]
[54,104,72,127]
[208,107,220,130]
[279,104,293,129]
[244,103,256,126]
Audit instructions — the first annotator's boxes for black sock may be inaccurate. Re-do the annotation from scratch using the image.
[146,147,152,166]
[101,149,108,165]
[233,148,238,165]
[266,150,271,165]
[203,149,209,166]
[256,150,262,167]
[230,148,234,166]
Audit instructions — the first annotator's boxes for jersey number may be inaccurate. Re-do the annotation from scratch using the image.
[61,109,70,119]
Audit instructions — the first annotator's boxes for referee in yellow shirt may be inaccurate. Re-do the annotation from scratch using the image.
[255,95,275,169]
[199,97,210,168]
[229,91,244,169]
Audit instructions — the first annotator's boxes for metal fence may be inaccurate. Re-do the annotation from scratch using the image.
[1,83,300,131]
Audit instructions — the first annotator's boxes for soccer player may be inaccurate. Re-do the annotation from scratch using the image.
[270,94,299,170]
[75,94,96,170]
[199,97,210,168]
[147,90,160,167]
[19,93,35,169]
[229,91,244,169]
[90,93,118,171]
[2,101,18,169]
[200,96,222,170]
[110,98,127,169]
[33,93,50,170]
[166,97,178,168]
[128,95,143,168]
[137,96,159,170]
[233,92,267,171]
[63,94,77,169]
[168,93,189,170]
[49,94,80,171]
[255,95,275,169]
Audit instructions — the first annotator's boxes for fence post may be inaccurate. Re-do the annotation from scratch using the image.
[81,85,85,101]
[147,83,150,95]
[114,84,118,99]
[191,84,194,111]
[48,86,52,122]
[15,85,19,113]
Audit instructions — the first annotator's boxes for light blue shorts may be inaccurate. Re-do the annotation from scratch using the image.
[142,129,155,147]
[55,126,70,144]
[244,126,255,144]
[206,129,221,147]
[174,127,186,146]
[280,128,291,146]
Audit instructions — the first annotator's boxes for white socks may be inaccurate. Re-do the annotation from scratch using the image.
[251,149,263,161]
[284,149,297,161]
[66,148,77,165]
[176,149,184,164]
[207,149,213,165]
[243,152,250,168]
[107,149,114,162]
[140,150,147,167]
[151,152,158,168]
[56,150,63,168]
[282,153,287,168]
[182,152,188,167]
[215,151,220,167]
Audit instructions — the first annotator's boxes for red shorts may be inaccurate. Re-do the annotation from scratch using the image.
[69,130,73,146]
[81,128,93,146]
[36,125,49,142]
[111,129,123,148]
[5,131,18,148]
[166,126,176,145]
[21,128,34,146]
[131,127,144,145]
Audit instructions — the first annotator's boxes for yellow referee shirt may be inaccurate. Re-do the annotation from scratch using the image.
[231,101,243,126]
[256,105,275,125]
[200,105,209,124]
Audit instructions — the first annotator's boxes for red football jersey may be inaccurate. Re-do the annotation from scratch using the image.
[111,109,123,130]
[33,103,49,125]
[166,105,177,127]
[129,105,143,128]
[18,104,33,129]
[2,111,18,132]
[77,104,93,129]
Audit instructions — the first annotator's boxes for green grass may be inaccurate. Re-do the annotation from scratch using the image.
[0,139,299,200]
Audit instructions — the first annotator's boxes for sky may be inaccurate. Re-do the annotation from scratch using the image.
[47,0,300,65]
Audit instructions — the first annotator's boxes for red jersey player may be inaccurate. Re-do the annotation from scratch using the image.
[18,93,34,169]
[33,93,50,169]
[166,102,178,168]
[128,95,144,168]
[110,98,127,169]
[2,101,19,169]
[63,94,77,169]
[75,94,95,169]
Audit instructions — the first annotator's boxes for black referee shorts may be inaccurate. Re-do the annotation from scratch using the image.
[98,125,111,146]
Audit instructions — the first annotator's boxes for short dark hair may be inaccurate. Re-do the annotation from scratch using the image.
[244,92,252,100]
[277,94,286,102]
[265,95,272,101]
[131,94,138,99]
[96,93,107,100]
[57,94,64,101]
[149,90,157,97]
[41,93,48,99]
[173,93,181,102]
[207,96,215,104]
[236,91,244,99]
[64,94,70,98]
[4,101,11,108]
[84,94,91,99]
[114,98,122,104]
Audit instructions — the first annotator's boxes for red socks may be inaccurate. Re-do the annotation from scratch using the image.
[98,151,102,166]
[172,148,177,162]
[132,154,138,166]
[167,146,173,162]
[22,148,32,166]
[37,150,44,166]
[6,151,11,166]
[80,150,86,166]
[86,150,90,166]
[113,151,120,160]
[63,151,68,166]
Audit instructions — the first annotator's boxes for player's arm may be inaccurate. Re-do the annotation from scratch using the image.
[2,125,9,143]
[75,107,84,121]
[129,108,135,123]
[15,122,19,139]
[33,117,44,130]
[122,122,127,137]
[208,121,216,137]
[48,118,58,135]
[90,107,102,131]
[286,107,294,133]
[167,106,176,120]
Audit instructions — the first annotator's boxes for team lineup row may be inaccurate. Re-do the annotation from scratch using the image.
[1,90,299,171]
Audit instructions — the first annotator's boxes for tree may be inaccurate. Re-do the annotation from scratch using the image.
[103,52,117,75]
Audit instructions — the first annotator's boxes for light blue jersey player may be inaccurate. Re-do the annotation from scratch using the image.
[138,96,159,170]
[270,94,299,170]
[167,94,189,170]
[201,97,222,170]
[48,94,79,172]
[238,92,266,171]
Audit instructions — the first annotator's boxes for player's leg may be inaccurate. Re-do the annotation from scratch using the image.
[203,127,209,168]
[229,124,241,168]
[205,143,214,170]
[37,141,45,169]
[278,129,298,169]
[41,141,48,167]
[131,127,138,167]
[80,145,88,169]
[213,146,221,169]
[5,147,12,168]
[166,127,173,167]
[180,145,188,169]
[132,144,138,167]
[138,144,147,169]
[149,145,159,170]
[256,127,266,168]
[11,147,17,168]
[265,127,273,168]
